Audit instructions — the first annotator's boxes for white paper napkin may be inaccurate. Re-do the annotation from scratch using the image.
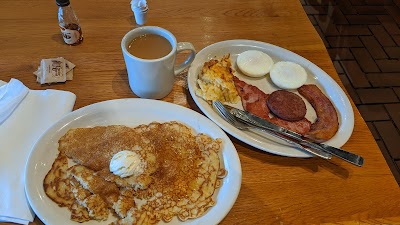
[0,79,29,124]
[0,79,76,225]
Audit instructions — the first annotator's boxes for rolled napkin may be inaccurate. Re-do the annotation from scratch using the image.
[0,79,76,225]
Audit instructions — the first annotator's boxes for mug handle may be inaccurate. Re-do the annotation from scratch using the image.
[174,42,196,75]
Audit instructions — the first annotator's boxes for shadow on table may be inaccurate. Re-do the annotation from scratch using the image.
[51,33,67,45]
[220,184,287,225]
[186,88,202,114]
[33,216,45,225]
[112,69,137,98]
[234,136,350,179]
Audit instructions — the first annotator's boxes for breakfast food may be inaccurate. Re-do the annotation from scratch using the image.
[267,90,307,121]
[109,150,146,178]
[44,121,227,224]
[236,50,274,77]
[196,54,240,103]
[270,61,307,89]
[69,201,91,222]
[233,76,312,135]
[298,84,339,142]
[232,76,270,118]
[43,154,75,207]
[269,117,312,135]
[233,75,338,141]
[194,53,339,142]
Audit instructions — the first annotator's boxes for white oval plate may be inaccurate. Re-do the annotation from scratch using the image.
[25,99,242,225]
[188,40,354,158]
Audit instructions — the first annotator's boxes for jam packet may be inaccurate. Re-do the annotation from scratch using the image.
[33,57,75,84]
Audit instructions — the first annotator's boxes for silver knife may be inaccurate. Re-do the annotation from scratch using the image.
[228,106,364,167]
[244,125,333,159]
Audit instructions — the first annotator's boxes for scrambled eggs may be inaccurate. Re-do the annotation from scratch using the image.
[196,54,240,103]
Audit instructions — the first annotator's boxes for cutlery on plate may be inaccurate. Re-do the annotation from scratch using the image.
[217,101,364,167]
[212,101,332,160]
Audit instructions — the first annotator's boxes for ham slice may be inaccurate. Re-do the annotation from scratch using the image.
[269,117,312,135]
[233,76,311,135]
[233,76,270,120]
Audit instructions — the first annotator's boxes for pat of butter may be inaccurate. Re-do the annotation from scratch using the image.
[109,150,146,178]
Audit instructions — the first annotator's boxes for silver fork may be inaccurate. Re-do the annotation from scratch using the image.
[212,101,332,160]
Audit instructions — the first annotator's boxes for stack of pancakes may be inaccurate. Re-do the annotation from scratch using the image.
[43,121,226,224]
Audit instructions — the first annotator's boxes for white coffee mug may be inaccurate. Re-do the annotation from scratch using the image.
[121,26,196,99]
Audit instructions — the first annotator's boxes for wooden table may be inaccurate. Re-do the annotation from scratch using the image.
[1,0,400,224]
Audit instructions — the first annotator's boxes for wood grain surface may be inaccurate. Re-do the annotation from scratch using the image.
[1,0,400,224]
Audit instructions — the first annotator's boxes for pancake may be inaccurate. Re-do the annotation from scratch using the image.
[95,168,154,191]
[112,195,136,218]
[59,125,154,172]
[115,125,226,224]
[43,153,74,207]
[68,165,120,200]
[69,201,90,223]
[45,121,227,225]
[81,194,110,221]
[69,177,109,221]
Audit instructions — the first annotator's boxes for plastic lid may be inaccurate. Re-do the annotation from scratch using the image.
[56,0,70,7]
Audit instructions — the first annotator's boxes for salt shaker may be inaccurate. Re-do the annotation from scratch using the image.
[131,0,148,26]
[56,0,83,45]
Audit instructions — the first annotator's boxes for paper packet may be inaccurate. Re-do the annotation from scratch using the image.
[33,57,75,84]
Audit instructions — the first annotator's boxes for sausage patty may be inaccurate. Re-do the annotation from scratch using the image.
[267,90,307,121]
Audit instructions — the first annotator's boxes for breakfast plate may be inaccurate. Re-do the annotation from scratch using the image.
[187,40,354,158]
[25,99,242,225]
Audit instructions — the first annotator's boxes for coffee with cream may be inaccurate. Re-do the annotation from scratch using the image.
[127,34,172,59]
[121,26,196,99]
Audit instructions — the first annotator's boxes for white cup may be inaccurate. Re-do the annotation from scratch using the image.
[121,26,196,99]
